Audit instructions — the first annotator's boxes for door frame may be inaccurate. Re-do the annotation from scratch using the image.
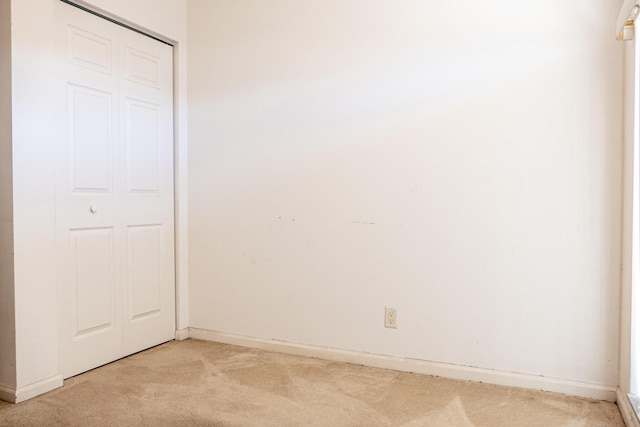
[5,0,188,404]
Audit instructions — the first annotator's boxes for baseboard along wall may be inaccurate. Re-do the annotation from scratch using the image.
[0,329,619,406]
[188,327,617,402]
[0,385,16,404]
[175,328,189,341]
[0,375,63,404]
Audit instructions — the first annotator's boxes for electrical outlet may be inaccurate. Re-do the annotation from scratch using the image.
[385,307,397,329]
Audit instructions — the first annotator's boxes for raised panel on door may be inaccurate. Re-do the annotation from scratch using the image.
[59,225,122,377]
[67,25,112,75]
[68,84,113,193]
[127,224,162,321]
[124,46,161,89]
[70,227,115,337]
[126,99,161,195]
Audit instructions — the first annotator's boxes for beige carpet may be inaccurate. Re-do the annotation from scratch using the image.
[0,339,624,426]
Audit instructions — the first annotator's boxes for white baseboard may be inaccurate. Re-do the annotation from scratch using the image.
[14,375,63,403]
[175,328,189,341]
[617,387,640,427]
[189,328,617,402]
[0,384,16,403]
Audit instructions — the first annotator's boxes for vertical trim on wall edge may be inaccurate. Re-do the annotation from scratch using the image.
[188,328,617,402]
[0,0,16,393]
[172,40,189,334]
[618,387,640,427]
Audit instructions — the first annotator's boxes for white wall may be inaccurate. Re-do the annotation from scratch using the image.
[0,0,16,392]
[188,0,624,390]
[4,0,188,401]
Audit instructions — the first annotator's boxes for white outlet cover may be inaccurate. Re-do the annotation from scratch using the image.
[385,307,397,328]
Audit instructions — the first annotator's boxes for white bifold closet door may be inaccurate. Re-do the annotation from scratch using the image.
[55,2,175,378]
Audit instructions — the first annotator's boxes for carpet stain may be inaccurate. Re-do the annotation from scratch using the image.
[224,364,294,398]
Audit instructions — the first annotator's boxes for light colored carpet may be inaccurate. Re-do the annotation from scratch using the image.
[0,339,624,426]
